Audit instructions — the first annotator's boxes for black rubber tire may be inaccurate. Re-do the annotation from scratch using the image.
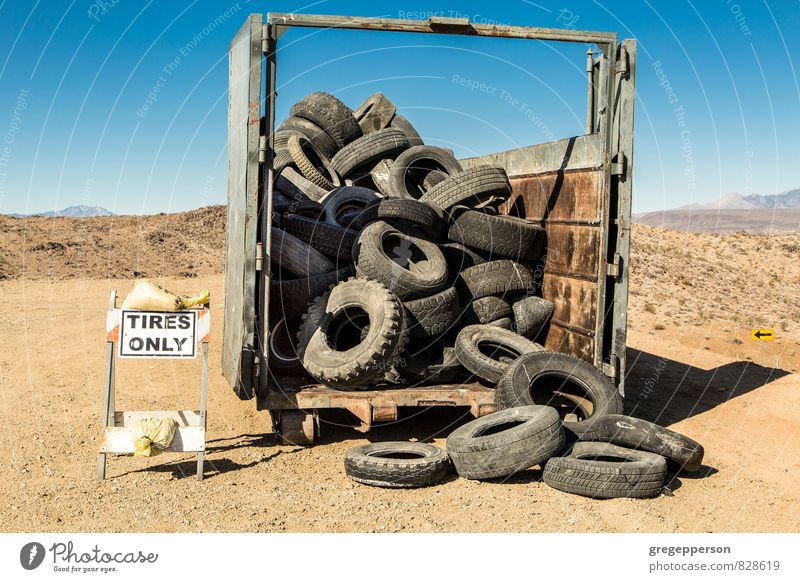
[440,243,486,285]
[455,324,544,384]
[286,134,341,191]
[353,198,443,240]
[543,441,667,499]
[268,318,303,375]
[297,278,407,387]
[344,442,450,488]
[273,151,294,173]
[388,146,462,199]
[447,405,565,480]
[404,287,460,340]
[567,414,705,473]
[461,296,512,326]
[457,260,536,301]
[421,166,512,211]
[331,128,409,177]
[487,317,513,329]
[290,91,362,148]
[397,342,461,384]
[353,92,397,134]
[353,221,448,301]
[274,166,329,203]
[269,266,352,321]
[494,351,624,433]
[319,186,380,228]
[271,228,335,277]
[512,296,554,339]
[447,208,545,261]
[389,114,424,146]
[276,116,339,158]
[279,214,358,261]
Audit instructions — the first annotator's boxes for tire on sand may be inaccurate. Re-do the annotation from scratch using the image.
[297,278,406,388]
[568,414,704,473]
[543,441,667,499]
[447,405,565,480]
[344,442,450,488]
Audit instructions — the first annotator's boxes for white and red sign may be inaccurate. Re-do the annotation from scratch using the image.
[106,309,210,358]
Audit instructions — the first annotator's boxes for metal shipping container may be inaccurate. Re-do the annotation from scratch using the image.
[222,13,636,444]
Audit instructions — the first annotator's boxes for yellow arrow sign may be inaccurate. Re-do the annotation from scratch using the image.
[751,329,774,341]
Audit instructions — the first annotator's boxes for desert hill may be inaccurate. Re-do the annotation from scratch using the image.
[1,205,797,334]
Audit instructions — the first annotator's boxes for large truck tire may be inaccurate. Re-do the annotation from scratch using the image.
[297,278,407,388]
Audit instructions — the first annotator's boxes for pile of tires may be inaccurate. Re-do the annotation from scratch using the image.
[268,91,555,390]
[342,353,705,495]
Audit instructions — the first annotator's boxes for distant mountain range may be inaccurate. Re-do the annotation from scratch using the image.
[676,189,800,211]
[635,189,800,233]
[6,205,115,218]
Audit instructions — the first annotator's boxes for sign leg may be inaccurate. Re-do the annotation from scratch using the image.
[196,452,204,481]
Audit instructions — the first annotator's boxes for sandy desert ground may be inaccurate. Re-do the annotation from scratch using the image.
[0,209,798,532]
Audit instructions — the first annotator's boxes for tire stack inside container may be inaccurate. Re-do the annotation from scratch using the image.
[268,91,704,497]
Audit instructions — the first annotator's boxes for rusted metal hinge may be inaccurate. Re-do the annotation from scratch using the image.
[606,253,621,278]
[616,46,630,77]
[258,134,268,164]
[611,151,626,176]
[255,242,263,272]
[602,353,619,380]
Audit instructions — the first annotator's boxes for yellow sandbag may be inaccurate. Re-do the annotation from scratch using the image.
[131,417,178,458]
[121,280,181,311]
[179,289,210,309]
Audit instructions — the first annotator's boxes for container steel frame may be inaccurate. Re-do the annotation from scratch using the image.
[222,13,635,444]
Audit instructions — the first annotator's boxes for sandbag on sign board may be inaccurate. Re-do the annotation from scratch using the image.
[131,417,178,458]
[121,280,210,311]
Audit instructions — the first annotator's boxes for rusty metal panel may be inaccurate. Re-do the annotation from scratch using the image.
[463,134,606,366]
[222,15,262,399]
[505,171,603,223]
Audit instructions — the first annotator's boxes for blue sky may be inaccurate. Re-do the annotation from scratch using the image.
[0,0,798,215]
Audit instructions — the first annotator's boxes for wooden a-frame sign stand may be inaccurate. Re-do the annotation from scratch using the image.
[98,290,210,481]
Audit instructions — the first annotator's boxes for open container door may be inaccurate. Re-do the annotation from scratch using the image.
[462,39,636,394]
[222,15,263,400]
